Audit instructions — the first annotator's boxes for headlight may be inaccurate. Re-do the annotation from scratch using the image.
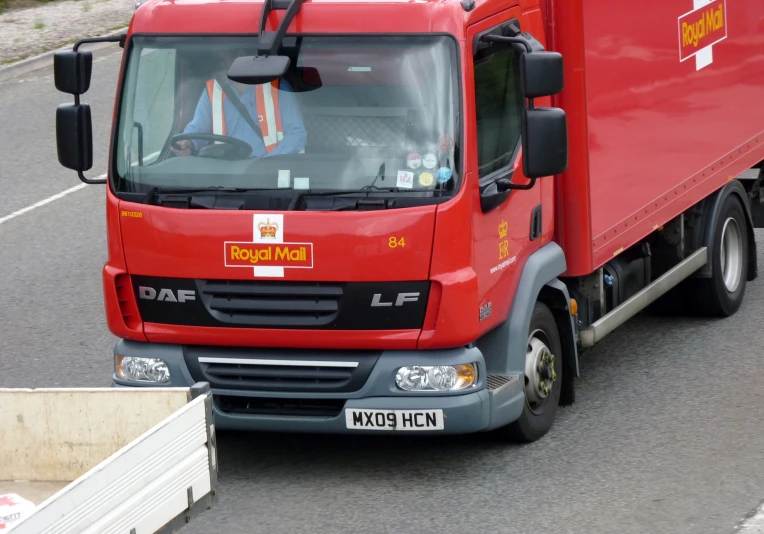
[116,355,171,383]
[395,363,477,392]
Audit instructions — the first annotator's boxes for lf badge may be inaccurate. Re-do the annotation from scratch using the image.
[224,214,314,277]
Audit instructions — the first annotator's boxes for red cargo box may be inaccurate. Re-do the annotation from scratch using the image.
[547,0,764,276]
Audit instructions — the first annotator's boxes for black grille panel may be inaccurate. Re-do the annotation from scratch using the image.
[185,347,381,393]
[198,280,343,327]
[215,395,346,418]
[203,361,353,391]
[132,275,430,330]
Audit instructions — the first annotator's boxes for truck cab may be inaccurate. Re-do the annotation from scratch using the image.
[58,0,567,441]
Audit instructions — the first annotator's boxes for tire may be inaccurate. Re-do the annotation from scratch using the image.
[495,301,563,443]
[684,194,749,317]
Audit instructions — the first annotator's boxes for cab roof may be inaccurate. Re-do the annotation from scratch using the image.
[128,0,520,39]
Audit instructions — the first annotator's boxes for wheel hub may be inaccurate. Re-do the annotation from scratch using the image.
[525,335,556,406]
[720,216,743,293]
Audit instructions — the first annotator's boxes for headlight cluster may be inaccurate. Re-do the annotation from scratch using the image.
[116,355,171,383]
[395,363,477,392]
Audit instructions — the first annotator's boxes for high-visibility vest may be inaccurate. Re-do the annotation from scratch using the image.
[205,79,284,153]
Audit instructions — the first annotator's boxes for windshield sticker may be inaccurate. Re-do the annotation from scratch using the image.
[437,167,452,184]
[438,136,454,152]
[678,0,727,71]
[406,153,422,169]
[396,170,415,189]
[224,214,313,277]
[294,177,310,190]
[418,172,434,187]
[278,170,291,188]
[422,153,437,169]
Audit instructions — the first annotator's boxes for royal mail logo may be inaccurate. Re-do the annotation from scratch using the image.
[225,243,313,268]
[224,214,314,277]
[258,218,279,239]
[678,0,727,70]
[498,220,508,239]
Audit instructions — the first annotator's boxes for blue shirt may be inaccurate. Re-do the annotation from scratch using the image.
[183,79,307,158]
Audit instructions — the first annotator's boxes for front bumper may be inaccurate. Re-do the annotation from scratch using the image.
[112,340,525,435]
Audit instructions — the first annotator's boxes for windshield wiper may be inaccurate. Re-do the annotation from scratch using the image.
[146,185,281,205]
[286,187,426,211]
[149,186,261,195]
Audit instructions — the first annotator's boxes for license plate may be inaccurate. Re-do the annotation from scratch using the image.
[345,409,444,431]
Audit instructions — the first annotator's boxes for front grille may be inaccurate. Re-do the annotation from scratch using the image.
[197,280,343,327]
[215,395,346,418]
[203,360,353,391]
[133,275,430,330]
[185,347,381,393]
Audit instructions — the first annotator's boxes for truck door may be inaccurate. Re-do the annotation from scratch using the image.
[468,12,549,332]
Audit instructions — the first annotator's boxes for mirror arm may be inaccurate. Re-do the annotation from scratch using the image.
[78,170,106,185]
[73,34,126,52]
[479,34,532,54]
[257,0,307,56]
[496,176,537,192]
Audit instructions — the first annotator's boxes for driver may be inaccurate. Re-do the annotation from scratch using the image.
[171,51,307,158]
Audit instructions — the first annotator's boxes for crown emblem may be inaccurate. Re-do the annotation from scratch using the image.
[498,220,508,239]
[258,218,279,239]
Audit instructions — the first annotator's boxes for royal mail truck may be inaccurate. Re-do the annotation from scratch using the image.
[53,0,764,442]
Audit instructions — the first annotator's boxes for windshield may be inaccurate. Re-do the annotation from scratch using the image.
[114,35,460,203]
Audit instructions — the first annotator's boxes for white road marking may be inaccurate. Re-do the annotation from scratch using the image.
[0,150,163,226]
[737,500,764,533]
[0,176,102,226]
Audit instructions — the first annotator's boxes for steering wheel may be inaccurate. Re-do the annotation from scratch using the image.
[170,132,252,160]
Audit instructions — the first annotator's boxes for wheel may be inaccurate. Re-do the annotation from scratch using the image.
[685,194,749,317]
[495,301,563,443]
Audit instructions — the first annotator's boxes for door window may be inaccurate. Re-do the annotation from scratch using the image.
[473,45,524,178]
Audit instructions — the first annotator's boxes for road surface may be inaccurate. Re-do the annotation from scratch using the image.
[1,47,763,534]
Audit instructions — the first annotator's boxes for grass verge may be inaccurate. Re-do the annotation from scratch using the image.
[0,25,127,65]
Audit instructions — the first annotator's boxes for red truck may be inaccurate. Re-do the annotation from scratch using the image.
[54,0,764,442]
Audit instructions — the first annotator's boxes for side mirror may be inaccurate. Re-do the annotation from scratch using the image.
[54,50,93,95]
[520,51,563,99]
[227,55,290,85]
[521,107,568,179]
[56,103,93,172]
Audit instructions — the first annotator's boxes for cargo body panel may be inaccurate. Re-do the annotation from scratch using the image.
[551,0,764,275]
